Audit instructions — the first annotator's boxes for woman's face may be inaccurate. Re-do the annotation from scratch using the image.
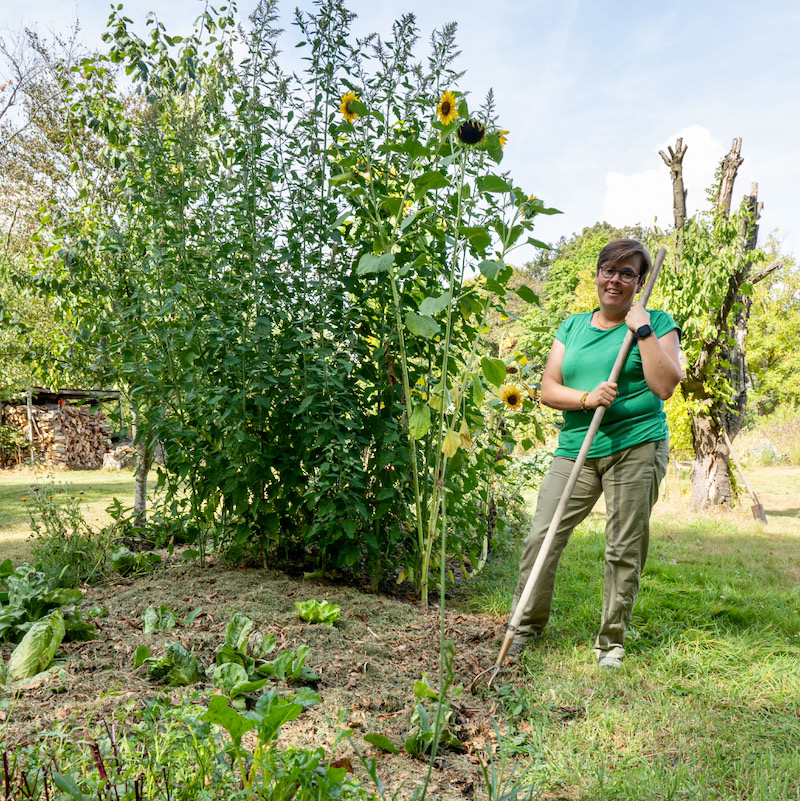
[594,256,645,312]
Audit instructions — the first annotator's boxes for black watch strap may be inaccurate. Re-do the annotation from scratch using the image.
[635,324,654,340]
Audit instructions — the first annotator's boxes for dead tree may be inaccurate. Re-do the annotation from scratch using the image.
[663,138,782,509]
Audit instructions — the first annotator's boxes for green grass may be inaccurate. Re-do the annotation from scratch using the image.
[0,468,149,563]
[464,465,800,800]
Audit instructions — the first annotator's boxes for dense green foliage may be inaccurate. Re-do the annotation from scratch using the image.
[16,1,554,598]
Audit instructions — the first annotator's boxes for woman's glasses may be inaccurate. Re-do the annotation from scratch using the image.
[598,265,640,284]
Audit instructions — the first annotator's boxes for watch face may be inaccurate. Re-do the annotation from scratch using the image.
[636,325,653,339]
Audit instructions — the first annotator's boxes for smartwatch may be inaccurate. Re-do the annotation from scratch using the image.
[635,324,654,340]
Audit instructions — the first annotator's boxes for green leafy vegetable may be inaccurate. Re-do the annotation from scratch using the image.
[6,608,66,683]
[142,604,177,634]
[144,642,201,686]
[294,599,340,626]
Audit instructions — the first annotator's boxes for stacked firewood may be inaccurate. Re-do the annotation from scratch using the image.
[1,403,112,469]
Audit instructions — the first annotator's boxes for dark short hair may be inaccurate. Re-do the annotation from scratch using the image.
[596,239,652,279]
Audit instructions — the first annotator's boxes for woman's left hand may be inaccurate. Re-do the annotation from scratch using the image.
[625,302,650,331]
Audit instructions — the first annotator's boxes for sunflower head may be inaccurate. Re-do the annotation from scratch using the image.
[497,129,509,148]
[500,384,524,411]
[437,90,459,126]
[457,119,485,145]
[340,91,360,123]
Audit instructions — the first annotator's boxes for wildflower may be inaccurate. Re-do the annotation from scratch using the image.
[170,164,183,174]
[497,129,509,148]
[20,497,27,501]
[437,90,459,126]
[500,384,524,411]
[339,91,360,123]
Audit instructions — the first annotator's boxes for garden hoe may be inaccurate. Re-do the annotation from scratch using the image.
[470,247,667,691]
[720,428,767,523]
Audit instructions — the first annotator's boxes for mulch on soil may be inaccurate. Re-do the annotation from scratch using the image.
[1,560,520,799]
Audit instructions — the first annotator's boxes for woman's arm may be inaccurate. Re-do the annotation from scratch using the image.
[626,302,682,400]
[540,339,618,411]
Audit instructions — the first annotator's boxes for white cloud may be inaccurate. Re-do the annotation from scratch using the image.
[602,124,725,230]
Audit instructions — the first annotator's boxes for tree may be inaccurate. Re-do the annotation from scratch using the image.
[747,245,800,415]
[659,137,782,508]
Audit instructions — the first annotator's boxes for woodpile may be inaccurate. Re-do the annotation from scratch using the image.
[1,402,113,469]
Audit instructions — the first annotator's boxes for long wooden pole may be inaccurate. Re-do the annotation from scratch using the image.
[472,247,667,688]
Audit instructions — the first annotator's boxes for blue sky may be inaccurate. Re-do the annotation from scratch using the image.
[7,0,799,263]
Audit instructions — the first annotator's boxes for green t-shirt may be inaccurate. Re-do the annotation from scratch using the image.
[553,309,680,459]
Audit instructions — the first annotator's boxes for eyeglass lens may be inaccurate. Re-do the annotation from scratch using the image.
[600,266,638,283]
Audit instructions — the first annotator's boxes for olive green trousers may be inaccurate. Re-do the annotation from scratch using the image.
[511,439,669,660]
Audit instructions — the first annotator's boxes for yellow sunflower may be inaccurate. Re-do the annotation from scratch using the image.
[437,90,459,126]
[339,91,360,123]
[497,129,509,148]
[499,384,524,411]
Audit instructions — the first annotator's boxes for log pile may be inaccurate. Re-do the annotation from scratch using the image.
[1,402,113,469]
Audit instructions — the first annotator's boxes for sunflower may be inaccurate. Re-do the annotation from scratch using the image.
[457,119,485,145]
[339,91,360,123]
[497,129,509,148]
[437,90,459,126]
[500,384,524,411]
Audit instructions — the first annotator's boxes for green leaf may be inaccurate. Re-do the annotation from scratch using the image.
[457,226,491,252]
[365,732,401,754]
[203,695,255,747]
[412,171,449,199]
[418,291,452,316]
[409,403,432,440]
[405,311,440,339]
[357,252,394,276]
[133,645,150,668]
[476,175,510,193]
[52,773,85,800]
[516,284,539,304]
[295,599,340,625]
[480,357,507,388]
[478,260,502,280]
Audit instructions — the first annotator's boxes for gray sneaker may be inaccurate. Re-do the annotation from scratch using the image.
[598,655,622,669]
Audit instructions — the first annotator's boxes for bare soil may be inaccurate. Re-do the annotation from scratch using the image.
[1,560,512,800]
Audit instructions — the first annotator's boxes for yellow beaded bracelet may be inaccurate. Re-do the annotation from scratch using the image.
[579,392,589,412]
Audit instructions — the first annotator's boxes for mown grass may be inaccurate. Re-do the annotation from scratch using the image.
[465,465,800,800]
[0,468,149,563]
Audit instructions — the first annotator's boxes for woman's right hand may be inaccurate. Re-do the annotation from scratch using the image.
[585,381,618,409]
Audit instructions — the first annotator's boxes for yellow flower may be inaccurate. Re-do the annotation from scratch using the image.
[20,497,27,501]
[442,428,461,457]
[497,129,509,148]
[500,384,524,411]
[457,119,485,145]
[339,91,360,123]
[437,90,459,126]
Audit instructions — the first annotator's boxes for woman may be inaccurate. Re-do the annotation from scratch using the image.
[511,239,682,668]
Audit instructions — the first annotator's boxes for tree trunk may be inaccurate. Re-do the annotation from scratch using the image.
[664,139,768,510]
[132,406,153,528]
[688,405,733,508]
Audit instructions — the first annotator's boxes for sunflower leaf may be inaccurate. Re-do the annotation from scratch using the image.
[409,404,431,440]
[412,171,450,199]
[477,175,510,193]
[357,252,394,276]
[418,291,452,316]
[516,285,539,304]
[405,311,440,339]
[480,357,507,388]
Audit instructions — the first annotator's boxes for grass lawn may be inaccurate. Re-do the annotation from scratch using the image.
[465,463,800,799]
[0,467,154,564]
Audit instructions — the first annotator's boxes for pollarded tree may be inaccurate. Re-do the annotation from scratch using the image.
[659,137,783,508]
